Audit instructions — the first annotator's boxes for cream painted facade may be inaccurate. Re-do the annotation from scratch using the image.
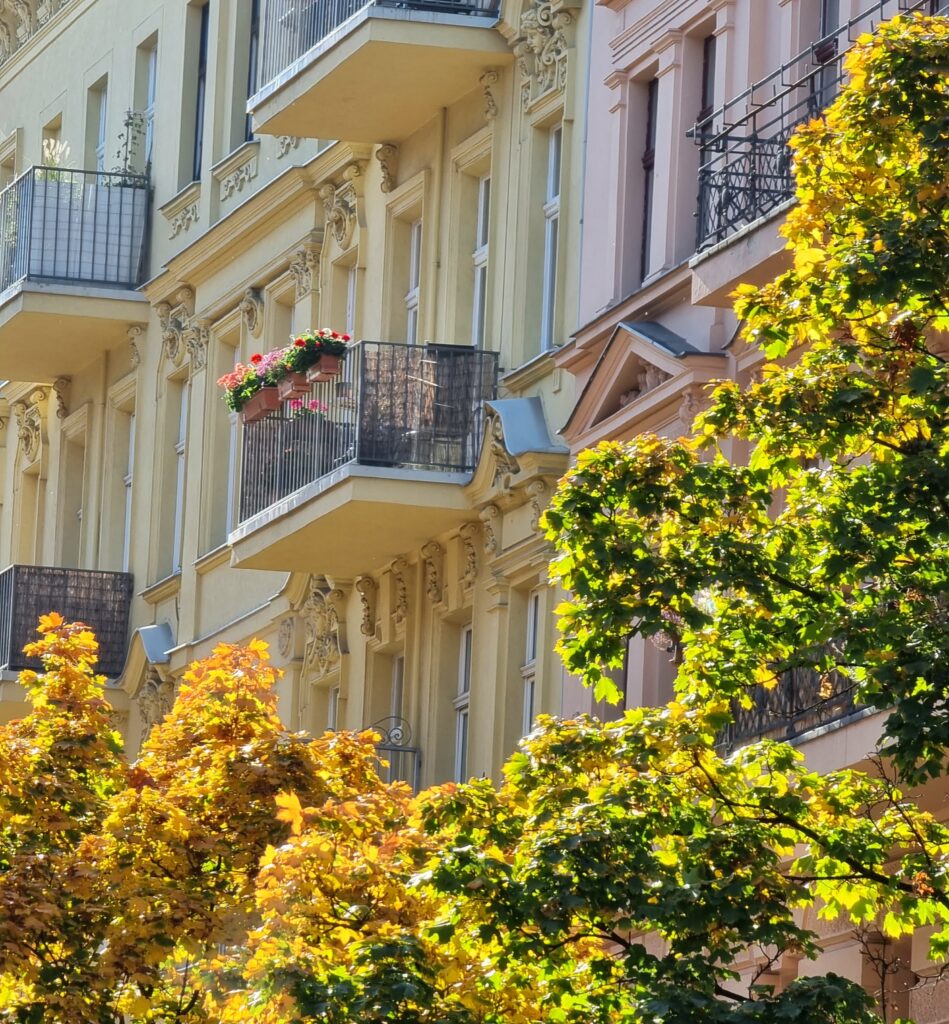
[0,0,591,788]
[564,0,949,1017]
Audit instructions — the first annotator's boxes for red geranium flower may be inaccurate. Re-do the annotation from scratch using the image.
[331,331,339,339]
[250,353,263,364]
[341,334,351,342]
[294,338,306,347]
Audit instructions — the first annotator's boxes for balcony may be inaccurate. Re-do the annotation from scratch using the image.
[690,0,940,303]
[0,565,134,678]
[250,0,509,143]
[229,340,498,576]
[718,665,858,751]
[0,167,150,381]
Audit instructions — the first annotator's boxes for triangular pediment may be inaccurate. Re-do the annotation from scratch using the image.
[565,321,722,440]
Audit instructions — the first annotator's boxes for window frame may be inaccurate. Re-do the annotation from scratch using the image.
[453,624,473,782]
[540,125,562,351]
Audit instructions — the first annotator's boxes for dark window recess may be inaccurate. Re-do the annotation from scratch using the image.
[192,2,210,182]
[699,34,717,124]
[245,0,260,142]
[640,78,659,282]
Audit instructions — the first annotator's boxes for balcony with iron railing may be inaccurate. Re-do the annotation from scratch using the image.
[0,565,134,679]
[249,0,510,142]
[0,166,150,381]
[229,340,498,577]
[689,0,946,304]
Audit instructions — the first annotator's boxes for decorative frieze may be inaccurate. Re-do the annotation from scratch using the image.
[0,0,69,65]
[458,523,480,587]
[301,583,346,681]
[219,151,259,201]
[618,363,671,408]
[11,386,48,463]
[481,69,499,121]
[168,201,199,238]
[276,135,301,159]
[480,503,500,555]
[420,541,444,604]
[289,244,321,300]
[391,557,409,625]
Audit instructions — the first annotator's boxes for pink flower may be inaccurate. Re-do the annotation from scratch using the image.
[289,398,303,410]
[308,398,328,413]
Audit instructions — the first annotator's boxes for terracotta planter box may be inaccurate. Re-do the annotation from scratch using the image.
[306,354,342,383]
[278,372,311,401]
[240,387,281,424]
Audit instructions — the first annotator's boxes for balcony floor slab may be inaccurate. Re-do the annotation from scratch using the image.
[228,463,471,576]
[0,281,148,381]
[251,9,511,143]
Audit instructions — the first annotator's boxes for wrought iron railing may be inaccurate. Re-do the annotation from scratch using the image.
[693,0,944,251]
[0,565,133,678]
[0,167,149,296]
[372,716,422,791]
[718,664,858,751]
[257,0,500,91]
[238,340,499,522]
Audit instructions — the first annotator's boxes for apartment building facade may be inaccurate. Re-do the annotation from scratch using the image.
[558,0,949,1017]
[0,0,591,787]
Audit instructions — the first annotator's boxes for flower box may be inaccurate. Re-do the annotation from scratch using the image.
[240,387,281,424]
[306,354,342,383]
[278,371,311,401]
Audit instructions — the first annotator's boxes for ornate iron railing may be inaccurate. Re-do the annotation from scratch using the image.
[238,340,499,522]
[718,664,859,751]
[693,0,943,251]
[0,565,133,678]
[371,716,421,791]
[257,0,500,91]
[0,167,149,295]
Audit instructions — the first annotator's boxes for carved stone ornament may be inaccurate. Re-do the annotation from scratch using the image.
[420,541,444,604]
[391,557,409,625]
[618,361,671,408]
[220,153,259,200]
[289,245,320,300]
[168,201,199,239]
[240,288,264,339]
[526,478,549,531]
[155,286,195,366]
[512,0,573,110]
[184,320,210,373]
[278,616,295,658]
[302,584,346,681]
[276,135,301,159]
[319,163,363,250]
[355,575,377,637]
[488,410,520,486]
[480,69,499,121]
[458,522,480,588]
[51,377,69,420]
[0,0,73,62]
[12,386,48,463]
[479,503,500,555]
[128,324,144,368]
[679,384,710,427]
[137,669,177,740]
[375,144,398,194]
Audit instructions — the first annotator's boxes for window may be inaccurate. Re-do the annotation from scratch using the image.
[405,219,422,344]
[391,654,405,721]
[327,685,340,730]
[454,625,473,781]
[346,264,358,337]
[641,79,659,282]
[60,433,86,567]
[819,0,839,37]
[245,0,260,141]
[522,590,541,735]
[122,412,136,572]
[699,35,716,125]
[86,80,108,171]
[540,126,562,350]
[471,175,490,348]
[143,43,158,168]
[171,381,189,573]
[192,3,210,181]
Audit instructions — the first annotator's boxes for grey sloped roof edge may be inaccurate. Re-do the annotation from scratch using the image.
[485,397,569,456]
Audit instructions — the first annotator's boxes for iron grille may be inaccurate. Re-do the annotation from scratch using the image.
[257,0,500,90]
[718,664,858,751]
[372,716,421,792]
[693,0,942,251]
[0,167,149,295]
[0,565,133,678]
[238,340,498,523]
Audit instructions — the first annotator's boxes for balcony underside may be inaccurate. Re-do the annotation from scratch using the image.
[251,11,510,143]
[229,464,471,576]
[0,282,148,381]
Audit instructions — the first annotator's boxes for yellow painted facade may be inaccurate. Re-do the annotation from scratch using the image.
[0,0,588,787]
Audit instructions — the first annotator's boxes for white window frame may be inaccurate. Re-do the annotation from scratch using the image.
[521,589,541,735]
[454,625,473,782]
[405,219,422,345]
[346,264,358,338]
[391,654,405,721]
[327,685,340,731]
[540,125,562,351]
[471,175,490,348]
[144,44,157,167]
[121,412,136,572]
[224,410,239,534]
[94,86,108,172]
[172,381,189,573]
